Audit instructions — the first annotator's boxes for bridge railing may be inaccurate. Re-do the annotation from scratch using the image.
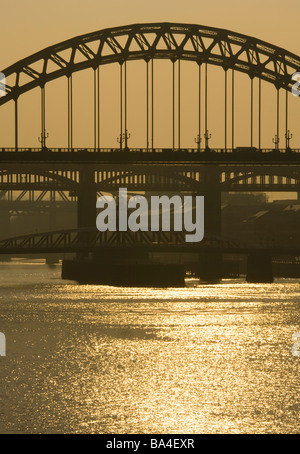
[1,147,300,154]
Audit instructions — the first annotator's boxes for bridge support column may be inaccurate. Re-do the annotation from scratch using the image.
[77,168,96,229]
[204,166,221,237]
[46,200,61,264]
[0,213,11,239]
[197,252,223,281]
[0,213,11,261]
[246,254,273,283]
[198,166,223,281]
[77,168,97,259]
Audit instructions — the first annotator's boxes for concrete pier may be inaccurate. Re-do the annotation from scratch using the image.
[197,252,223,282]
[77,168,97,260]
[198,166,223,281]
[62,259,185,287]
[246,254,273,283]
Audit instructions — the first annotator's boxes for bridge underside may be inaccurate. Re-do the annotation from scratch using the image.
[0,159,299,285]
[0,162,299,192]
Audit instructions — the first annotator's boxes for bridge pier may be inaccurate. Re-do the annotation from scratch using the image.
[62,258,185,287]
[62,249,185,287]
[197,252,223,282]
[77,168,97,230]
[0,212,11,239]
[45,197,60,265]
[62,167,97,279]
[246,254,273,283]
[198,166,223,281]
[76,167,97,260]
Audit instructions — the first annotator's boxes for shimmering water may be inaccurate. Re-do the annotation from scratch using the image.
[0,261,299,434]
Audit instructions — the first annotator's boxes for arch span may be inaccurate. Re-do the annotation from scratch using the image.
[222,169,300,186]
[0,169,79,189]
[1,22,300,105]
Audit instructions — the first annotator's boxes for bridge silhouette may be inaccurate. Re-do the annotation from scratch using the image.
[0,228,298,255]
[0,22,299,285]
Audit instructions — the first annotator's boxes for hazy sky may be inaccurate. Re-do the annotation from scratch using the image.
[1,0,300,65]
[0,0,300,149]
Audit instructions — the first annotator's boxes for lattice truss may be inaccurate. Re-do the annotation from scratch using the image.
[0,228,246,251]
[1,23,300,105]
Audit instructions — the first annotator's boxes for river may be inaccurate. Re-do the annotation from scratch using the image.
[0,261,299,434]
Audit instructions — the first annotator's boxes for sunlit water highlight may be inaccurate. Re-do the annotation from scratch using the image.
[0,261,299,434]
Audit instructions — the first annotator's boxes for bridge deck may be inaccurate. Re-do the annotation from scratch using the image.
[0,148,300,164]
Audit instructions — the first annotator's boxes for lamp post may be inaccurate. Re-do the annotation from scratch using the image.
[194,134,202,151]
[285,130,293,150]
[204,129,211,150]
[272,134,280,150]
[124,129,131,150]
[117,130,131,151]
[117,133,124,150]
[38,129,49,149]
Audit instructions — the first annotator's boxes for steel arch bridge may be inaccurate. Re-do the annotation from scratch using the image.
[1,22,300,103]
[0,23,300,251]
[1,22,300,152]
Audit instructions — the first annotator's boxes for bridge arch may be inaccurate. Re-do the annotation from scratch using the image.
[0,169,79,189]
[221,169,300,190]
[1,167,292,193]
[1,22,300,106]
[0,167,299,193]
[95,167,300,192]
[95,168,205,191]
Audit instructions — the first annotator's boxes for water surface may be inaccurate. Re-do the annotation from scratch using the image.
[0,261,299,434]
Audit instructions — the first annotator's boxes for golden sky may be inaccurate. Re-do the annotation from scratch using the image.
[0,0,300,149]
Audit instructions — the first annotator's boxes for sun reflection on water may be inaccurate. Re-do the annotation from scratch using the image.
[0,264,299,433]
